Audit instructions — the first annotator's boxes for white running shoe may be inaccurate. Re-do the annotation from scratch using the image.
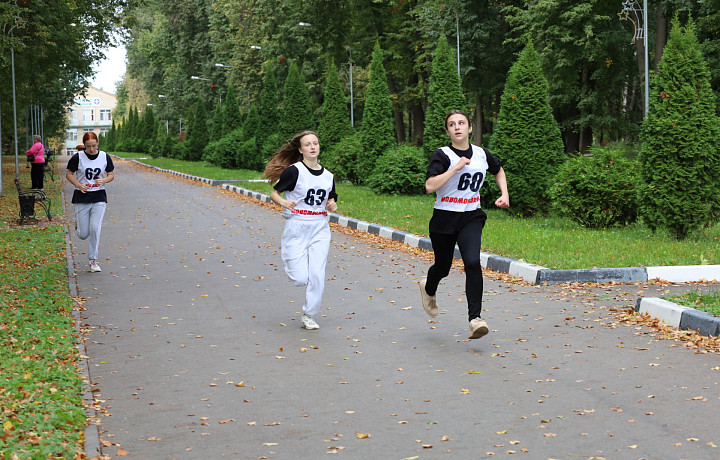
[468,318,489,339]
[301,314,319,330]
[89,260,102,272]
[419,278,438,317]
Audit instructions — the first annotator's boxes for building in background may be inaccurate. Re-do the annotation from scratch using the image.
[64,86,117,155]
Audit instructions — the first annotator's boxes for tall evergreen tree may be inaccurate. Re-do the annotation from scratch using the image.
[258,62,280,147]
[281,62,314,142]
[423,34,467,157]
[489,39,564,216]
[240,103,262,170]
[223,83,243,135]
[210,100,224,139]
[106,121,117,151]
[187,97,209,161]
[358,40,395,180]
[639,18,720,239]
[319,62,352,149]
[129,106,140,144]
[141,106,157,152]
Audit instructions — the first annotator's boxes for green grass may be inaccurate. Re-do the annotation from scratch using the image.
[0,158,85,458]
[113,152,720,270]
[665,290,720,317]
[114,153,263,181]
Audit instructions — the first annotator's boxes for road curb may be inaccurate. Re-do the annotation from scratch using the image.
[116,158,720,286]
[220,182,720,285]
[60,185,103,458]
[635,297,720,337]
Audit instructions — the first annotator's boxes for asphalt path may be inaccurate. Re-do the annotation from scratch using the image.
[64,157,720,460]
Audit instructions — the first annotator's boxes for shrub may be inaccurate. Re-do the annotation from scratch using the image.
[170,140,188,160]
[261,133,282,165]
[550,146,640,228]
[366,145,426,195]
[321,132,362,184]
[237,136,261,171]
[202,139,223,166]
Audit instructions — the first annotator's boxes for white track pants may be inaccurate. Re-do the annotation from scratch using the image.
[75,202,106,261]
[281,217,331,318]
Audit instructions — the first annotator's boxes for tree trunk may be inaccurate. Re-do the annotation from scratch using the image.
[410,103,424,146]
[386,77,406,143]
[472,100,483,146]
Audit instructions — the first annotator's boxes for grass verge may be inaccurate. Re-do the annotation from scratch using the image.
[665,290,720,317]
[117,153,720,270]
[1,157,85,458]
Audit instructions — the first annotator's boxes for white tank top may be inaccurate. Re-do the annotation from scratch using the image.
[433,145,488,212]
[75,151,109,192]
[283,162,334,220]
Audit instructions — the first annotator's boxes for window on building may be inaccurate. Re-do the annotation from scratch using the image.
[100,128,110,136]
[67,130,78,142]
[83,128,94,135]
[82,109,94,122]
[69,110,78,123]
[100,109,112,121]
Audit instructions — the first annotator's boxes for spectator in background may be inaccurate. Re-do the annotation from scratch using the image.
[25,135,45,190]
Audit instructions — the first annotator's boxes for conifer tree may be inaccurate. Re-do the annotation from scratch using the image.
[187,97,209,161]
[141,106,157,152]
[223,83,243,134]
[258,62,280,147]
[423,34,467,157]
[319,62,352,149]
[238,103,262,170]
[106,120,116,151]
[150,123,166,158]
[639,17,720,239]
[281,62,313,142]
[359,40,395,180]
[489,39,564,216]
[210,100,223,139]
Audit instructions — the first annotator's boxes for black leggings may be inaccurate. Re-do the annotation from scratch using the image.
[31,163,45,189]
[426,218,485,321]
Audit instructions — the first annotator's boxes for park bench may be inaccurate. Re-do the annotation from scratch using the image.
[14,178,52,225]
[43,148,56,181]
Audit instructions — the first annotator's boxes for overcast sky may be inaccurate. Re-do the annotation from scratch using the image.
[90,44,127,94]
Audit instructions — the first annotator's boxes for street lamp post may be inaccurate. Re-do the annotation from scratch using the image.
[214,64,232,107]
[454,8,460,78]
[298,22,354,127]
[158,95,168,134]
[620,0,649,119]
[191,75,220,104]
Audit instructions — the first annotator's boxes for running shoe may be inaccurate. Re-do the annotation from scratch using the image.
[89,260,102,272]
[468,318,489,339]
[419,278,438,317]
[301,314,319,330]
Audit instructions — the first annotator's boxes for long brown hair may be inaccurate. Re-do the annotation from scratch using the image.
[263,131,318,183]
